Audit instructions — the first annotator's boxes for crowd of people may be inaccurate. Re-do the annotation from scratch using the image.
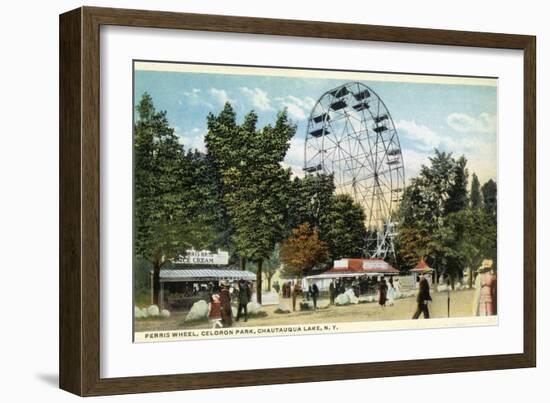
[276,276,404,311]
[204,267,497,329]
[207,279,252,328]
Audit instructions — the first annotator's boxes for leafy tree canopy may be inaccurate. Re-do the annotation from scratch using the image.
[280,223,330,277]
[134,93,216,304]
[205,103,296,302]
[321,194,368,260]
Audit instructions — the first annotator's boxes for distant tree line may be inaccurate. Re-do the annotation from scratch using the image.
[395,150,497,287]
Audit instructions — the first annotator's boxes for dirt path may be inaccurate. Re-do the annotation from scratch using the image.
[135,289,478,332]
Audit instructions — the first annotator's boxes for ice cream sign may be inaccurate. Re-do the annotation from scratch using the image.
[173,249,229,265]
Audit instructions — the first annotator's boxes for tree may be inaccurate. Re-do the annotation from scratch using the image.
[288,173,335,231]
[481,179,497,216]
[205,103,295,303]
[470,173,482,209]
[419,150,457,220]
[185,149,233,250]
[134,93,212,305]
[280,223,329,277]
[446,208,497,288]
[247,245,282,291]
[481,178,498,271]
[445,155,469,214]
[396,150,470,282]
[320,194,368,259]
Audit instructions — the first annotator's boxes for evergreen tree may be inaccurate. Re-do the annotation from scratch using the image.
[445,155,469,214]
[396,150,469,281]
[470,173,482,209]
[481,179,497,215]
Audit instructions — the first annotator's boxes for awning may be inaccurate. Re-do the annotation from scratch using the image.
[160,267,256,282]
[306,270,396,280]
[411,257,434,273]
[307,258,399,280]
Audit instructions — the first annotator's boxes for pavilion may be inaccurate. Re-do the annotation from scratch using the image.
[410,257,435,288]
[306,258,399,291]
[153,249,256,310]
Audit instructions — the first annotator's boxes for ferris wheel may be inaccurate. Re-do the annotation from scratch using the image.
[303,82,405,258]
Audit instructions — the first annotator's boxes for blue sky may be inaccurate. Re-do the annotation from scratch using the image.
[134,64,497,185]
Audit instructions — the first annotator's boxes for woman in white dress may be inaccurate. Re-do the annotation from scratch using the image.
[387,280,396,306]
[393,278,401,300]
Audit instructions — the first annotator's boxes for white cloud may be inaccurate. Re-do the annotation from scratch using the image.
[284,137,306,178]
[282,161,305,179]
[396,118,488,154]
[183,88,201,98]
[396,118,496,184]
[275,95,316,120]
[209,88,232,106]
[395,120,440,151]
[239,87,273,111]
[176,127,206,152]
[285,137,305,164]
[446,112,496,134]
[401,149,430,182]
[179,88,213,108]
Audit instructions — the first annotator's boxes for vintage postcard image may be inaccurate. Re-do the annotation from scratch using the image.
[132,61,498,342]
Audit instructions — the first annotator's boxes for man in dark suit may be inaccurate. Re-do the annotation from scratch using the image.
[412,273,432,319]
[309,282,320,310]
[329,280,336,305]
[219,281,233,327]
[235,280,251,322]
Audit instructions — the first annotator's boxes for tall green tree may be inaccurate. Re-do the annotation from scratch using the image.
[445,208,497,288]
[134,93,212,305]
[445,155,469,214]
[470,173,482,209]
[481,179,497,216]
[185,149,233,250]
[320,194,367,259]
[288,173,335,231]
[396,150,472,281]
[205,103,295,303]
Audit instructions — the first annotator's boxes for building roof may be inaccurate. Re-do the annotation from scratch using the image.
[307,258,399,279]
[410,257,434,273]
[160,267,256,282]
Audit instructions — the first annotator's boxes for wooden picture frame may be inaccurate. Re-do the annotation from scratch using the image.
[59,6,536,396]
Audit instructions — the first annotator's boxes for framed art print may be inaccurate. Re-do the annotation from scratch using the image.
[59,6,536,396]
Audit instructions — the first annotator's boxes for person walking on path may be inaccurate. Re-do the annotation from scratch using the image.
[292,281,302,312]
[236,280,251,322]
[309,282,319,310]
[475,266,497,316]
[208,285,223,329]
[273,281,280,294]
[219,281,233,327]
[378,277,388,307]
[329,280,336,305]
[412,273,432,319]
[393,278,401,299]
[387,279,396,306]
